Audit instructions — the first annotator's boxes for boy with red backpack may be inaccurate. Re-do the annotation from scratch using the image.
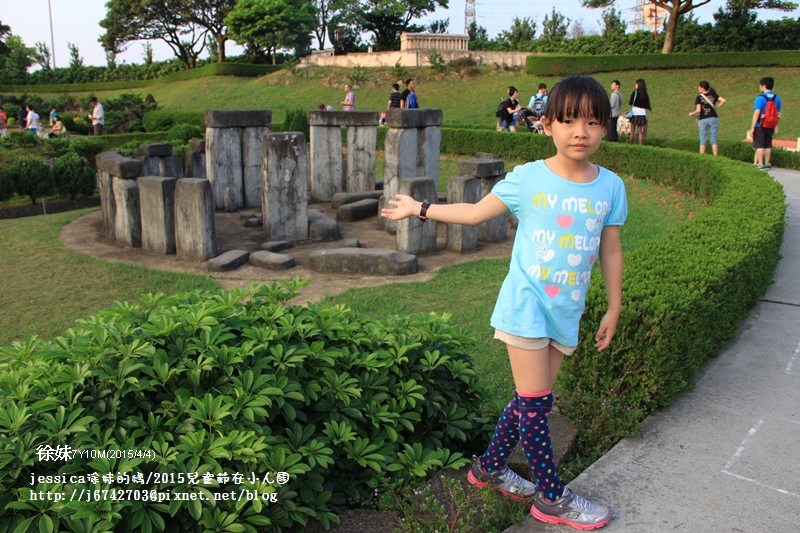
[749,77,782,170]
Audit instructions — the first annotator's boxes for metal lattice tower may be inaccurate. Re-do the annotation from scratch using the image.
[628,0,648,32]
[465,0,476,33]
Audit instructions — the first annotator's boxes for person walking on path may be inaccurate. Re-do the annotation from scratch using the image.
[25,105,40,136]
[381,75,627,531]
[339,84,355,111]
[609,80,622,142]
[628,78,651,145]
[400,78,418,109]
[17,106,27,131]
[688,80,726,156]
[88,97,104,136]
[498,86,523,132]
[0,106,8,138]
[749,76,782,170]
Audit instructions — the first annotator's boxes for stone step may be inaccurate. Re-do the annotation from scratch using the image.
[207,250,250,271]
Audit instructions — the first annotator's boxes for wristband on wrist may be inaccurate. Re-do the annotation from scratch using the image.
[419,200,431,222]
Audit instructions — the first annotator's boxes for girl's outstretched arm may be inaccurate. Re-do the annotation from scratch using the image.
[595,225,623,351]
[381,193,508,226]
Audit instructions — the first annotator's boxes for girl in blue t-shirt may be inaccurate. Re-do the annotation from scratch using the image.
[381,75,627,530]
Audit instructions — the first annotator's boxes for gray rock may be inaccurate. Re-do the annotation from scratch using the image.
[331,190,383,210]
[190,139,206,152]
[506,412,577,480]
[479,175,507,242]
[112,176,141,247]
[206,127,243,211]
[384,108,443,128]
[344,239,362,248]
[138,177,177,255]
[239,212,258,219]
[458,158,505,178]
[159,153,184,179]
[97,169,116,239]
[260,240,294,252]
[308,209,342,241]
[242,126,270,207]
[249,250,296,270]
[96,152,142,179]
[184,150,206,179]
[309,248,418,276]
[138,156,160,177]
[345,125,377,193]
[262,132,309,241]
[309,110,380,127]
[208,250,250,272]
[309,126,343,202]
[374,178,384,191]
[205,109,271,129]
[137,143,172,157]
[445,176,480,253]
[243,217,263,227]
[336,198,379,222]
[397,178,437,255]
[175,178,218,261]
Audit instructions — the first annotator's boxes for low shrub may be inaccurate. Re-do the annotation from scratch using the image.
[0,166,15,201]
[97,132,170,150]
[167,123,204,145]
[5,131,40,149]
[0,281,487,532]
[10,156,54,204]
[70,138,107,166]
[52,151,96,200]
[143,110,205,132]
[60,113,90,136]
[282,109,310,139]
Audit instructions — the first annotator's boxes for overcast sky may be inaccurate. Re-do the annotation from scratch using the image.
[4,0,798,68]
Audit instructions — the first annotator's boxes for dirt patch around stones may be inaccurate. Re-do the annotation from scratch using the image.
[59,204,515,305]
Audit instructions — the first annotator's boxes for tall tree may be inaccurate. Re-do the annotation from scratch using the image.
[34,42,51,71]
[179,0,237,62]
[583,0,797,53]
[313,0,344,50]
[541,7,570,42]
[0,20,12,58]
[226,0,317,64]
[500,17,537,48]
[100,0,206,70]
[342,0,449,51]
[599,6,627,37]
[427,18,450,33]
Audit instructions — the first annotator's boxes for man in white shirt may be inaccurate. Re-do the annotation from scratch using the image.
[26,105,40,135]
[89,97,105,135]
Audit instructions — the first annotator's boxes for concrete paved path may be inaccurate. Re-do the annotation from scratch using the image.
[505,168,800,533]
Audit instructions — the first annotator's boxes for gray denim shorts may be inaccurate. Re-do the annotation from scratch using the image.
[494,329,577,356]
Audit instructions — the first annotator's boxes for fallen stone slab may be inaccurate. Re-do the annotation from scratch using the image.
[138,143,172,157]
[331,190,384,210]
[260,240,294,253]
[239,212,258,220]
[458,158,505,178]
[243,218,263,228]
[205,109,272,129]
[207,250,250,272]
[249,250,296,270]
[309,248,418,276]
[308,209,342,241]
[336,198,379,222]
[309,110,380,127]
[344,239,362,248]
[95,152,142,179]
[384,108,443,128]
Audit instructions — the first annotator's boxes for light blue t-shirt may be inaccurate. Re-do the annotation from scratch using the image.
[490,160,628,346]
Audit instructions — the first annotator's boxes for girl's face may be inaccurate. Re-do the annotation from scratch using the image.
[542,113,606,163]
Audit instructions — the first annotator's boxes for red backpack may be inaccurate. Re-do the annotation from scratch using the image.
[760,93,780,129]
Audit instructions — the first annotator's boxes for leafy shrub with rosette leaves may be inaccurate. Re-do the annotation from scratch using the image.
[0,279,487,533]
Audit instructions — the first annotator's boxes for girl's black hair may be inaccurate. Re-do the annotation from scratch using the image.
[698,80,710,91]
[544,75,611,126]
[635,78,649,100]
[508,86,518,97]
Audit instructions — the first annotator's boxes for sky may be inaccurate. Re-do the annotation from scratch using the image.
[3,0,799,68]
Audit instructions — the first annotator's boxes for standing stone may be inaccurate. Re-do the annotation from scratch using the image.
[159,154,184,178]
[397,178,437,255]
[112,176,141,248]
[479,175,508,242]
[417,126,441,190]
[175,178,218,261]
[262,132,309,241]
[138,177,177,255]
[138,156,160,177]
[184,150,206,179]
[206,127,243,211]
[309,125,343,201]
[242,126,271,207]
[446,176,480,253]
[346,126,377,193]
[97,169,116,239]
[383,128,418,201]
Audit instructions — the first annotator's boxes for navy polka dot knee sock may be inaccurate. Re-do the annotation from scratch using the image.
[518,389,563,501]
[480,391,520,472]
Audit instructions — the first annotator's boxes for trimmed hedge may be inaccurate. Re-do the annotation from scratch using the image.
[143,110,206,132]
[643,136,800,170]
[0,281,485,532]
[422,127,786,455]
[525,50,800,76]
[0,62,284,94]
[96,132,170,149]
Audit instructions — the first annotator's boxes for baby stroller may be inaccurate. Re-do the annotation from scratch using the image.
[519,108,545,133]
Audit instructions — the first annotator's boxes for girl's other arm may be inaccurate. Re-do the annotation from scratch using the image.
[595,225,623,351]
[381,193,508,226]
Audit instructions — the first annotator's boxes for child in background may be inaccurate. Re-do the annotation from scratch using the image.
[381,75,627,530]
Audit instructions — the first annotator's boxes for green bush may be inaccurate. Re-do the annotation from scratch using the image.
[70,138,107,166]
[52,151,96,201]
[96,131,170,149]
[642,136,800,170]
[60,113,90,136]
[0,166,15,201]
[143,110,205,132]
[167,123,204,145]
[525,50,800,76]
[282,109,310,139]
[5,131,40,149]
[10,156,54,204]
[0,281,486,532]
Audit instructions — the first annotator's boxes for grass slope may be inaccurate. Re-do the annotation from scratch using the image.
[75,65,799,143]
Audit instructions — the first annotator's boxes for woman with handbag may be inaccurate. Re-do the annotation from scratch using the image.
[688,81,726,156]
[628,79,651,145]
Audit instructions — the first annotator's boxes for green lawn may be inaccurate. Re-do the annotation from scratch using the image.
[71,64,799,144]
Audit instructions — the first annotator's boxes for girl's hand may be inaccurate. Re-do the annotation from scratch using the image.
[381,194,420,221]
[595,311,619,351]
